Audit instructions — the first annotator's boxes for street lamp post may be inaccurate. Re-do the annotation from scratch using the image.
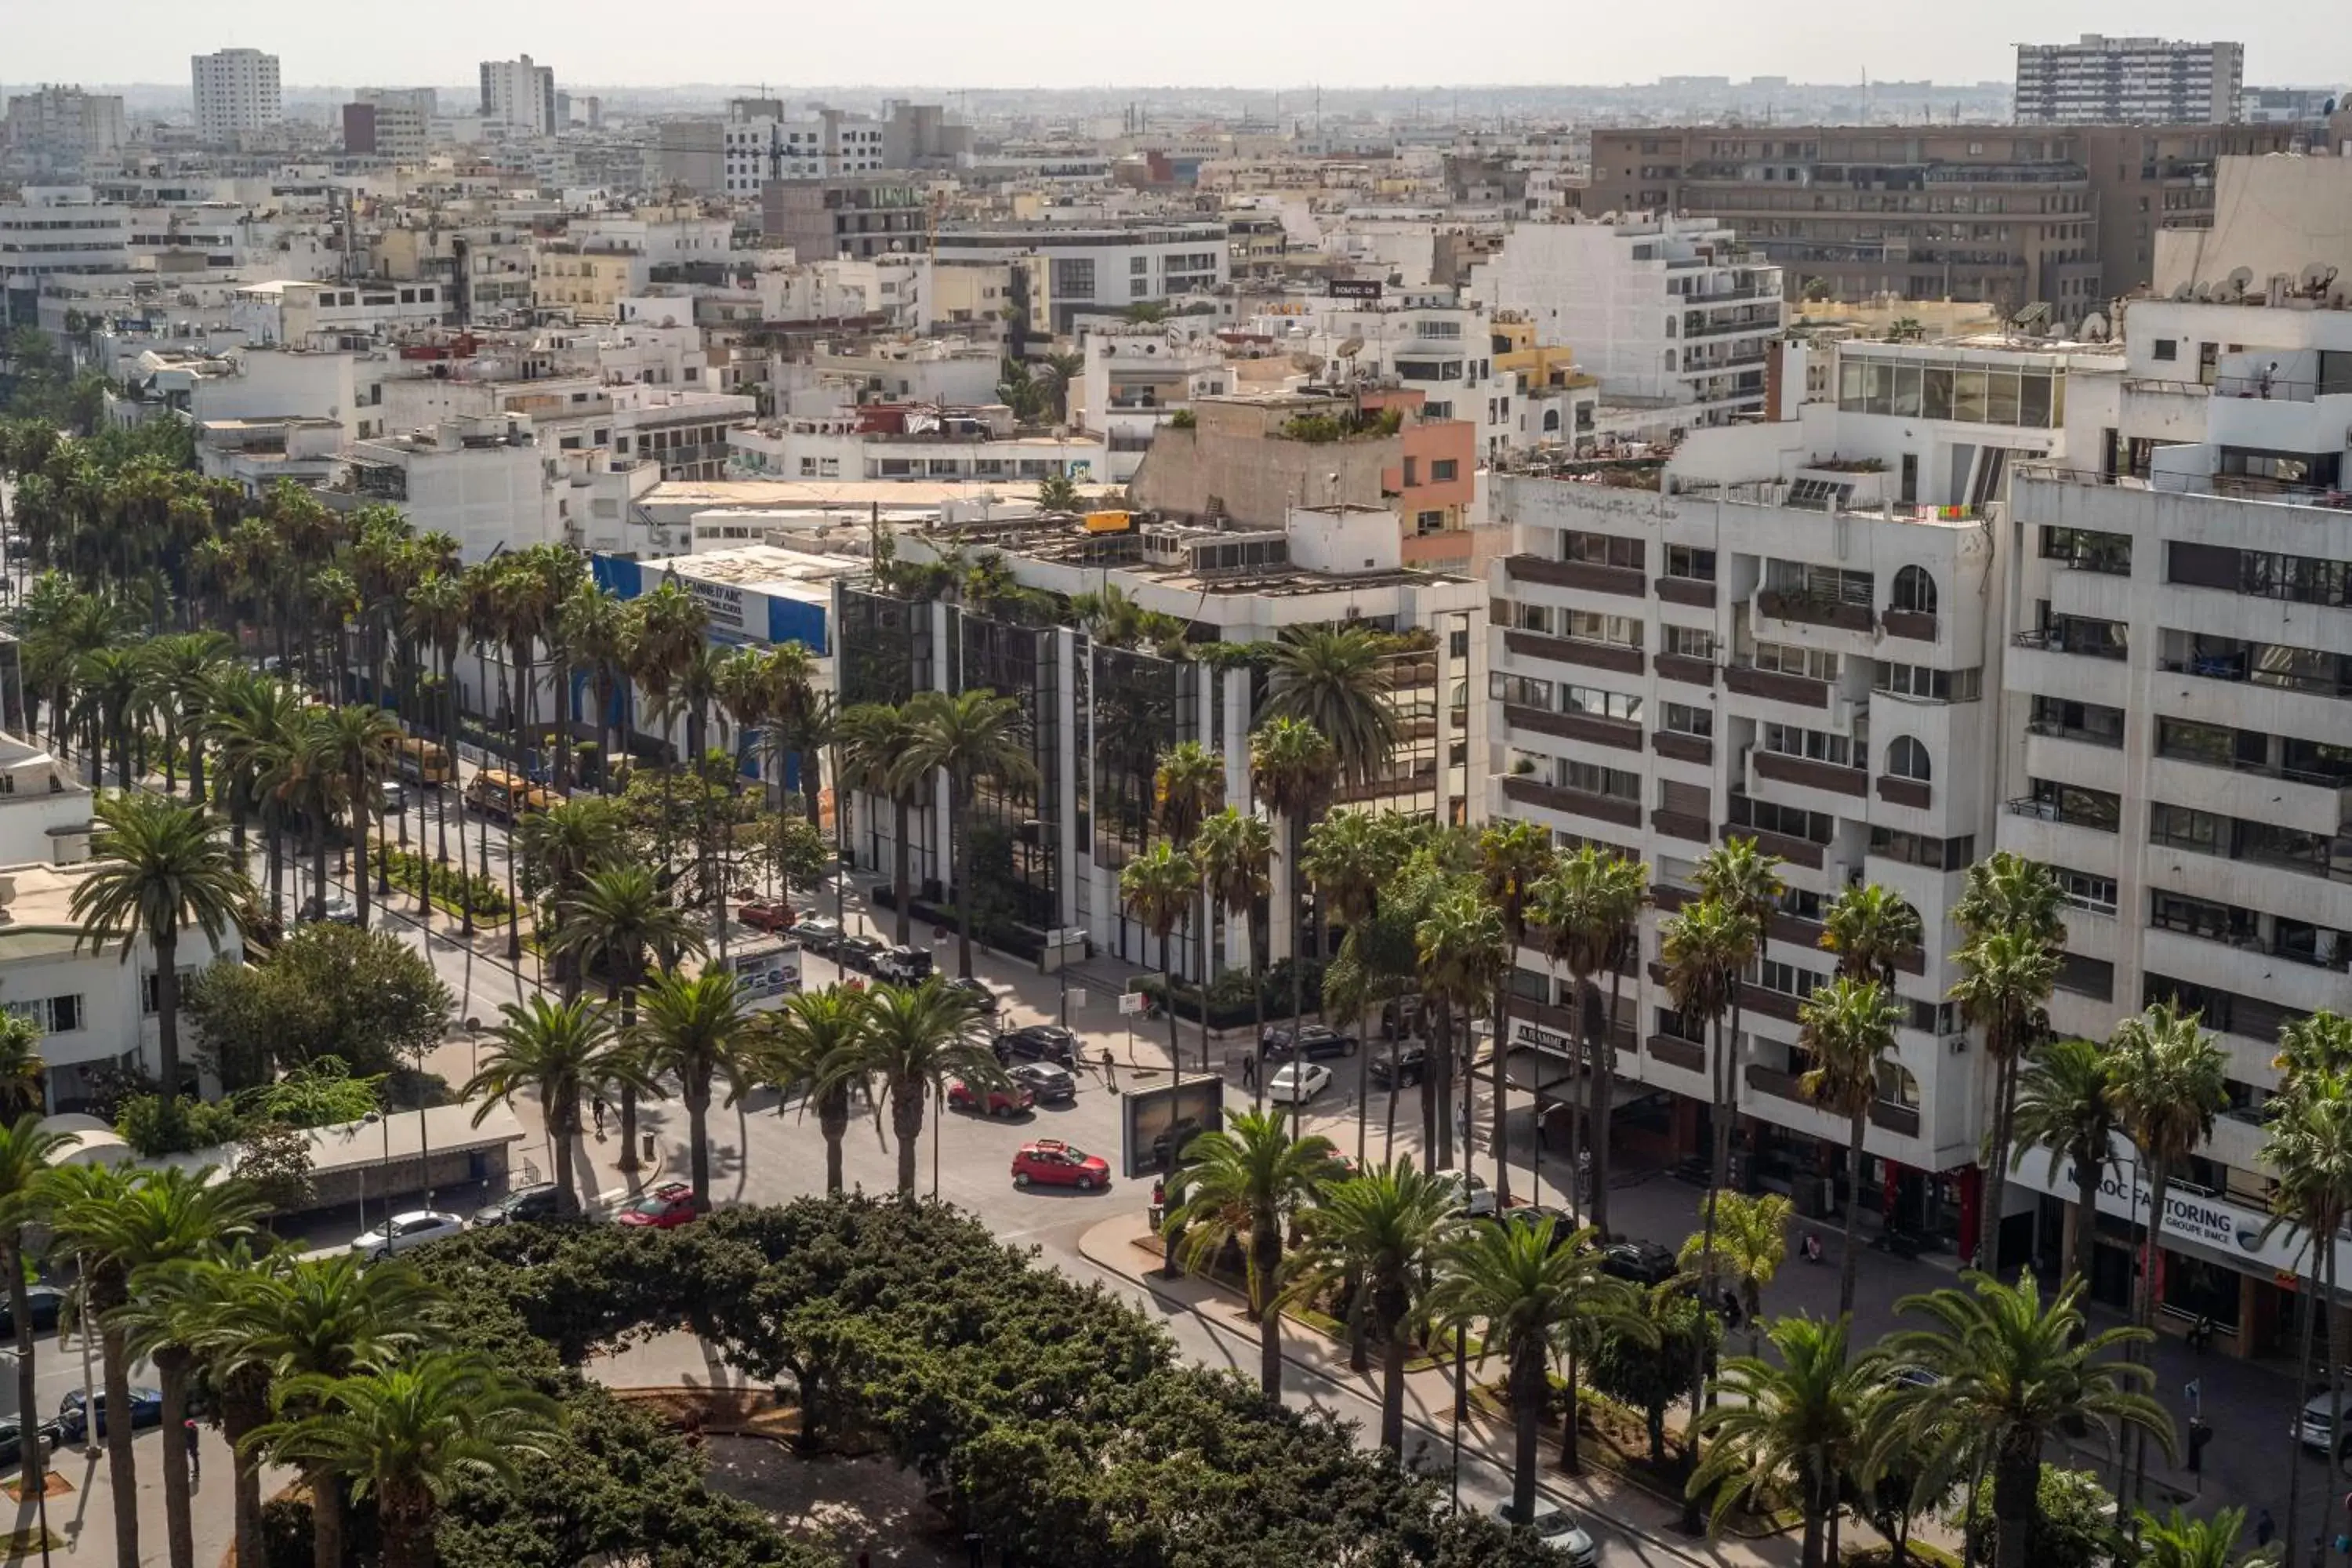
[1450,1329,1467,1511]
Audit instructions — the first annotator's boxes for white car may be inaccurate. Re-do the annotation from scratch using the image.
[1266,1062,1333,1104]
[1491,1501,1599,1567]
[1432,1167,1498,1220]
[350,1210,465,1261]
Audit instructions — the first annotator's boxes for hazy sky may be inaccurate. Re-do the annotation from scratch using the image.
[8,0,2347,93]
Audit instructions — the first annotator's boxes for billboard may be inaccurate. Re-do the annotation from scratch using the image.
[1327,279,1385,301]
[1118,1076,1227,1180]
[728,938,803,1012]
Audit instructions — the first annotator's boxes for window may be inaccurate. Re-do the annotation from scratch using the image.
[2025,779,2121,830]
[1563,531,1643,570]
[1563,685,1642,723]
[2060,869,2118,914]
[2150,803,2225,852]
[1662,702,1713,739]
[1905,999,1959,1035]
[1766,561,1875,605]
[1867,826,1976,870]
[2153,339,2178,362]
[1491,673,1554,709]
[2042,526,2132,573]
[1662,625,1718,660]
[1730,797,1831,844]
[1560,760,1641,801]
[1874,662,1980,702]
[1431,459,1459,481]
[1886,736,1931,780]
[1664,545,1717,581]
[2155,717,2239,768]
[1761,724,1854,768]
[6,995,82,1033]
[2055,953,2115,1002]
[1753,641,1837,681]
[1758,960,1825,1002]
[1563,611,1642,648]
[1889,565,1938,615]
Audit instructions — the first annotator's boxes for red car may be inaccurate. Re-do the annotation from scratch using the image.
[615,1181,699,1229]
[1011,1139,1110,1192]
[948,1080,1034,1117]
[739,901,796,933]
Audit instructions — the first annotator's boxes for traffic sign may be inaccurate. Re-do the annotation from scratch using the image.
[1117,990,1148,1015]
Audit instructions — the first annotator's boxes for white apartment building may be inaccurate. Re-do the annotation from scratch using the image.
[191,49,281,141]
[0,732,92,866]
[479,56,557,136]
[932,220,1230,331]
[1471,215,1785,432]
[229,278,456,346]
[2014,35,2245,125]
[0,189,131,326]
[2,88,129,174]
[1486,339,2089,1261]
[1075,324,1233,481]
[1254,285,1508,459]
[720,105,887,196]
[342,415,564,561]
[731,412,1105,485]
[566,208,734,268]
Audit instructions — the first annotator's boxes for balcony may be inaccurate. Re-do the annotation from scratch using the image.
[1882,609,1938,643]
[1503,628,1644,677]
[1725,662,1828,709]
[1505,554,1645,597]
[1503,775,1642,828]
[1647,1032,1706,1073]
[1746,1062,1807,1105]
[1759,587,1874,633]
[1652,808,1712,843]
[1654,652,1718,688]
[1876,775,1932,810]
[1869,1100,1922,1137]
[1744,988,1806,1025]
[2005,795,2118,833]
[1504,703,1642,753]
[1721,822,1827,869]
[1653,731,1713,765]
[2011,624,2126,660]
[1650,884,1694,914]
[1753,751,1867,798]
[1657,575,1717,608]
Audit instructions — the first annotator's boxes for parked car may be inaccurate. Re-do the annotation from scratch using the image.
[874,945,935,984]
[0,1283,68,1338]
[1007,1061,1076,1103]
[947,1079,1034,1117]
[1599,1238,1680,1287]
[946,976,999,1012]
[1011,1139,1110,1191]
[1501,1203,1578,1248]
[1151,1117,1206,1171]
[300,892,359,926]
[470,1182,561,1229]
[997,1025,1080,1068]
[56,1388,163,1443]
[350,1210,465,1260]
[375,781,408,815]
[1261,1023,1359,1062]
[793,916,844,956]
[1267,1061,1333,1104]
[738,900,796,934]
[1367,1043,1429,1088]
[1430,1167,1497,1220]
[1490,1501,1599,1568]
[833,935,885,974]
[615,1181,699,1229]
[0,1418,57,1471]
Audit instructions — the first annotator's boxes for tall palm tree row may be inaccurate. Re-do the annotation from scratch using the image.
[1526,845,1647,1236]
[1476,819,1555,1207]
[1951,851,2067,1267]
[1797,975,1903,1316]
[900,688,1038,981]
[2263,1011,2352,1568]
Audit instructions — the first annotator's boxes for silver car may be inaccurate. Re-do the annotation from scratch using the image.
[350,1210,466,1261]
[1491,1501,1599,1567]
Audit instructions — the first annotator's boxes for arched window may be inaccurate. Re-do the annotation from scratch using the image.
[1875,1059,1922,1107]
[1543,407,1562,433]
[1891,564,1939,615]
[1887,735,1932,781]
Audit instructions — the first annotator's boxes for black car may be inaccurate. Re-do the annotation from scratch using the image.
[1501,1203,1577,1248]
[1259,1024,1359,1062]
[946,976,1000,1013]
[470,1182,561,1229]
[0,1284,67,1339]
[997,1025,1080,1068]
[1599,1239,1680,1287]
[1367,1043,1429,1087]
[0,1419,57,1472]
[833,935,885,973]
[1008,1061,1077,1103]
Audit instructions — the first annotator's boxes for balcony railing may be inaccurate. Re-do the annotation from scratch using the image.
[2012,626,2128,659]
[1758,588,1874,633]
[2158,656,2352,700]
[2027,717,2125,748]
[2006,797,2120,832]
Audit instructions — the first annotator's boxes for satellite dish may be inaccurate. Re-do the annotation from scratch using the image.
[2081,310,2109,342]
[1336,336,1365,358]
[2303,263,2340,293]
[2172,283,2194,302]
[2225,267,2255,298]
[2193,282,2213,301]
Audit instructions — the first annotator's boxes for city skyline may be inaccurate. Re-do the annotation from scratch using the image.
[4,0,2346,98]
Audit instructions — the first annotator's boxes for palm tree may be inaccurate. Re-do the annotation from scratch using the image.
[1691,1316,1880,1568]
[1199,806,1276,1105]
[549,865,706,1171]
[513,796,631,993]
[902,688,1039,979]
[1820,881,1921,984]
[253,1351,562,1568]
[1036,348,1084,423]
[633,967,758,1210]
[71,790,249,1116]
[1951,927,2061,1267]
[1152,739,1223,848]
[205,670,308,920]
[858,976,999,1196]
[1414,884,1508,1171]
[463,996,644,1216]
[2009,1037,2115,1296]
[52,1165,262,1568]
[1886,1273,2172,1568]
[0,1116,65,1498]
[1163,1107,1341,1400]
[0,1011,47,1116]
[72,644,147,786]
[1251,717,1338,1062]
[1675,1189,1791,1354]
[1260,626,1399,788]
[2135,1508,2261,1568]
[1477,819,1554,1206]
[837,702,927,946]
[762,985,872,1195]
[143,629,234,799]
[2264,1020,2352,1567]
[1121,841,1200,1073]
[557,582,630,789]
[1302,808,1411,1146]
[1432,1214,1648,1515]
[1799,976,1904,1314]
[1283,1157,1457,1454]
[1692,838,1784,1189]
[1527,846,1647,1234]
[312,702,400,930]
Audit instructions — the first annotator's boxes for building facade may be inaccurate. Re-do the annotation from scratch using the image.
[931,220,1230,330]
[2,87,128,175]
[479,56,557,136]
[2015,36,2245,125]
[759,177,927,263]
[720,102,887,196]
[191,49,281,141]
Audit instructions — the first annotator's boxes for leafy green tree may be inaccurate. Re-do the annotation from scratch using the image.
[902,688,1039,979]
[2133,1505,2263,1568]
[1163,1107,1341,1401]
[184,921,452,1089]
[761,985,871,1195]
[1798,976,1903,1314]
[857,977,999,1196]
[1691,1316,1880,1568]
[1675,1189,1791,1353]
[465,997,644,1217]
[239,1054,383,1128]
[71,790,249,1114]
[0,1011,48,1116]
[632,968,758,1210]
[1886,1274,2171,1568]
[2009,1037,2115,1295]
[1960,1467,2125,1568]
[1586,1280,1720,1467]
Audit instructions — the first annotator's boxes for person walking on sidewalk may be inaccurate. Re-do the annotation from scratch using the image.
[592,1094,608,1135]
[184,1418,200,1485]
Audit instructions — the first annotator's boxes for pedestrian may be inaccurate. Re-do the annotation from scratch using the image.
[1103,1047,1119,1090]
[2257,1510,2275,1548]
[2188,1313,2214,1352]
[183,1417,200,1485]
[592,1094,608,1135]
[1719,1286,1743,1330]
[1241,1053,1257,1090]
